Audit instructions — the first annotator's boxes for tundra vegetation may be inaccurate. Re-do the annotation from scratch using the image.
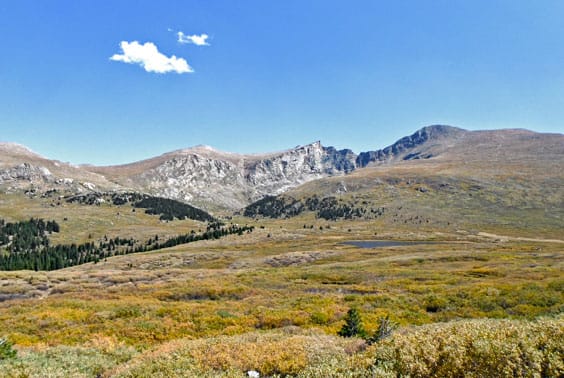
[0,182,562,377]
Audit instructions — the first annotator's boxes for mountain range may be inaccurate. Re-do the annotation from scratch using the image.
[1,125,563,211]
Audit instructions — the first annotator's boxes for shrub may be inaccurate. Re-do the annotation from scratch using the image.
[0,337,16,360]
[372,317,564,377]
[0,343,135,377]
[367,316,398,344]
[108,330,328,377]
[310,311,331,325]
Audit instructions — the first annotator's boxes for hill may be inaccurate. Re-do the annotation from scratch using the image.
[0,142,120,194]
[244,127,564,238]
[3,126,563,212]
[0,126,562,376]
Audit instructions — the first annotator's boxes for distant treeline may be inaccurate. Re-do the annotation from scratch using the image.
[244,195,385,221]
[0,218,59,252]
[243,196,304,219]
[0,218,253,271]
[135,196,215,222]
[66,192,216,222]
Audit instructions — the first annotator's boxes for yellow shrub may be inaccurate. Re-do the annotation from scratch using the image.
[372,317,563,378]
[108,328,367,377]
[190,335,308,375]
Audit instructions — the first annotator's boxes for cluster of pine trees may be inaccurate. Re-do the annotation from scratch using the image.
[0,218,253,271]
[0,218,59,252]
[0,242,111,271]
[243,195,304,218]
[66,192,217,222]
[243,194,379,221]
[134,196,215,222]
[309,197,366,220]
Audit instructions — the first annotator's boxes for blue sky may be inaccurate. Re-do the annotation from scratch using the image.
[1,1,563,165]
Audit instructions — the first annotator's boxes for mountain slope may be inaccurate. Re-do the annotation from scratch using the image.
[88,125,465,209]
[0,143,119,193]
[89,141,357,209]
[356,125,467,166]
[243,127,564,238]
[2,126,562,211]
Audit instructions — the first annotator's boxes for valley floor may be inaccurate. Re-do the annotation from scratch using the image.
[0,216,562,377]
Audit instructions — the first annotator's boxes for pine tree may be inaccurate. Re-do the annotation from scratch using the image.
[338,308,366,338]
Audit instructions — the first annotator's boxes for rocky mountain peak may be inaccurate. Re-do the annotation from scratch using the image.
[419,124,465,137]
[88,140,359,209]
[4,125,555,211]
[355,125,467,167]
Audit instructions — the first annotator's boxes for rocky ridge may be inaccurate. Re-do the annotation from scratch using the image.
[89,125,465,209]
[3,125,559,210]
[355,125,466,166]
[0,142,120,194]
[97,141,359,209]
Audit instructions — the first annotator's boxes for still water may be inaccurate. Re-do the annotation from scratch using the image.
[343,240,441,248]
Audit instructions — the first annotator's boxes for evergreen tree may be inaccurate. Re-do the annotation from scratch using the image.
[338,308,366,338]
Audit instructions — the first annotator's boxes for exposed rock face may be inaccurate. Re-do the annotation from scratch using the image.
[0,143,120,193]
[0,162,106,194]
[0,163,53,184]
[356,125,465,167]
[6,125,555,211]
[136,153,247,209]
[124,141,359,209]
[322,147,357,173]
[0,125,471,209]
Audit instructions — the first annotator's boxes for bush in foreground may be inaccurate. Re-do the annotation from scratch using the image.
[0,337,16,360]
[1,318,561,377]
[0,341,135,378]
[372,317,563,378]
[109,317,563,377]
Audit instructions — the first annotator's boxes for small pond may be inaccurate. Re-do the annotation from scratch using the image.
[342,240,442,248]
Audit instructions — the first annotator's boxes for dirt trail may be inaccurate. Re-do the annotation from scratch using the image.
[477,232,564,244]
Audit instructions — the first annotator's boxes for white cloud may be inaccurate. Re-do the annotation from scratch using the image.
[177,31,210,46]
[110,41,193,74]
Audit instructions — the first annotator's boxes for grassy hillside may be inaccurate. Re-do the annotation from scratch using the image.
[245,161,564,240]
[0,193,212,246]
[0,190,562,375]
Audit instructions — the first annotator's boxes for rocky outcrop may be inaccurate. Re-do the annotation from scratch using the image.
[0,163,105,194]
[356,125,465,167]
[322,147,357,173]
[0,163,53,184]
[0,143,122,194]
[127,141,359,209]
[0,125,474,209]
[135,153,247,209]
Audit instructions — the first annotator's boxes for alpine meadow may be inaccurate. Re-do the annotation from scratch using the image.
[1,1,563,377]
